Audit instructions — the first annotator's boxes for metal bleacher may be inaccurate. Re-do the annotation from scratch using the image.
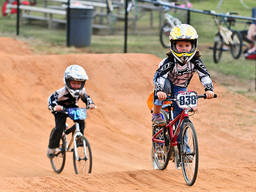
[8,0,163,33]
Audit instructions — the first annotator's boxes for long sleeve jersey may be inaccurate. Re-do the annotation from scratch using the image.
[154,54,214,92]
[48,87,94,112]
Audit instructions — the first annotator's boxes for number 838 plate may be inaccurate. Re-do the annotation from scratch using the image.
[176,91,198,109]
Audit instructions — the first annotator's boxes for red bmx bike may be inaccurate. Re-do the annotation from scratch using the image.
[149,91,217,186]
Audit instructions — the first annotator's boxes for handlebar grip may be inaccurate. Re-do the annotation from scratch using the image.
[198,94,218,99]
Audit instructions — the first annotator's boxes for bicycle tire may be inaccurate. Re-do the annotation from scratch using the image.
[230,31,243,59]
[151,110,171,170]
[213,34,224,63]
[73,136,92,174]
[50,135,66,174]
[180,120,199,186]
[159,24,171,48]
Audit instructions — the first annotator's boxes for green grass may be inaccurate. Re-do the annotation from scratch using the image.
[0,0,256,94]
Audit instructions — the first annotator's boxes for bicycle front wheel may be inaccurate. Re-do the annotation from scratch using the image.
[213,34,224,63]
[73,136,92,174]
[180,120,199,186]
[50,135,66,174]
[230,31,243,59]
[159,24,171,48]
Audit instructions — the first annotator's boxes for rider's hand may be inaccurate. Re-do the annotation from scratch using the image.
[157,91,167,101]
[54,105,63,111]
[88,104,96,109]
[205,90,215,99]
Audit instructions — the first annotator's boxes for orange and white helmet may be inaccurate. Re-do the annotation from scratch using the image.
[169,24,198,64]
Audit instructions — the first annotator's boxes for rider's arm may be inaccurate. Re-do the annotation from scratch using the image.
[48,87,66,112]
[193,57,214,92]
[80,88,95,107]
[153,57,175,93]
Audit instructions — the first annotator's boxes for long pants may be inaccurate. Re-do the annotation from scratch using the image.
[48,112,85,149]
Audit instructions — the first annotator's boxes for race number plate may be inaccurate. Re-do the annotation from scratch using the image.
[67,108,87,120]
[176,91,198,109]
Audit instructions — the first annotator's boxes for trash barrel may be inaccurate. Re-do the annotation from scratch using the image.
[68,5,94,47]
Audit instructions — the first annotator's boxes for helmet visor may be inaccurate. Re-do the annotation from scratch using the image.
[68,80,85,90]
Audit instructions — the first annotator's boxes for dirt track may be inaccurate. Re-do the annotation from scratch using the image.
[0,37,255,192]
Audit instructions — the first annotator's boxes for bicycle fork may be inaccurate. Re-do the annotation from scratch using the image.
[73,123,88,161]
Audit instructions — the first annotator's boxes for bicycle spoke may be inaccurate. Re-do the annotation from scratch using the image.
[181,121,198,186]
[230,31,242,59]
[73,136,92,174]
[213,35,223,63]
[50,136,66,174]
[160,24,171,48]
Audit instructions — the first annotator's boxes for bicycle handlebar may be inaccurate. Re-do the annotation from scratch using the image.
[197,93,218,99]
[155,93,218,101]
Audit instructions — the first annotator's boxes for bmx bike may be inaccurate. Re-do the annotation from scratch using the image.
[50,107,92,175]
[151,91,217,186]
[159,7,182,48]
[210,11,243,63]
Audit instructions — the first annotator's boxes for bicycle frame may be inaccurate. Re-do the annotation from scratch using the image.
[64,122,88,161]
[152,106,189,147]
[213,12,241,45]
[164,13,181,27]
[214,16,234,45]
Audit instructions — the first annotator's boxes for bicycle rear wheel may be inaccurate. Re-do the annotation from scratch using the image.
[180,120,198,186]
[230,31,243,59]
[73,136,92,174]
[152,110,170,170]
[159,24,171,48]
[50,135,66,174]
[213,34,224,63]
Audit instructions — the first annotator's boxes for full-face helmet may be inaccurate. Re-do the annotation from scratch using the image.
[169,24,198,64]
[64,65,88,98]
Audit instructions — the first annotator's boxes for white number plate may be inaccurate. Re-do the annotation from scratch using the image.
[176,91,198,109]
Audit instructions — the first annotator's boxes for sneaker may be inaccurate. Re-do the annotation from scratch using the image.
[152,113,166,126]
[47,148,56,159]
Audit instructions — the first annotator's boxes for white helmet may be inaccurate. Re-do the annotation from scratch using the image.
[64,65,88,98]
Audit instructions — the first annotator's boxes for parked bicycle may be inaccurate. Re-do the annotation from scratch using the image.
[159,4,183,48]
[159,8,182,48]
[50,107,92,175]
[210,11,243,63]
[150,91,217,186]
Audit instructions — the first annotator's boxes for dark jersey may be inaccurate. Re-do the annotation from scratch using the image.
[48,87,94,112]
[154,54,214,92]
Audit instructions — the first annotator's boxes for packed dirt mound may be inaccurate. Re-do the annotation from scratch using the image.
[0,38,255,191]
[0,37,33,55]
